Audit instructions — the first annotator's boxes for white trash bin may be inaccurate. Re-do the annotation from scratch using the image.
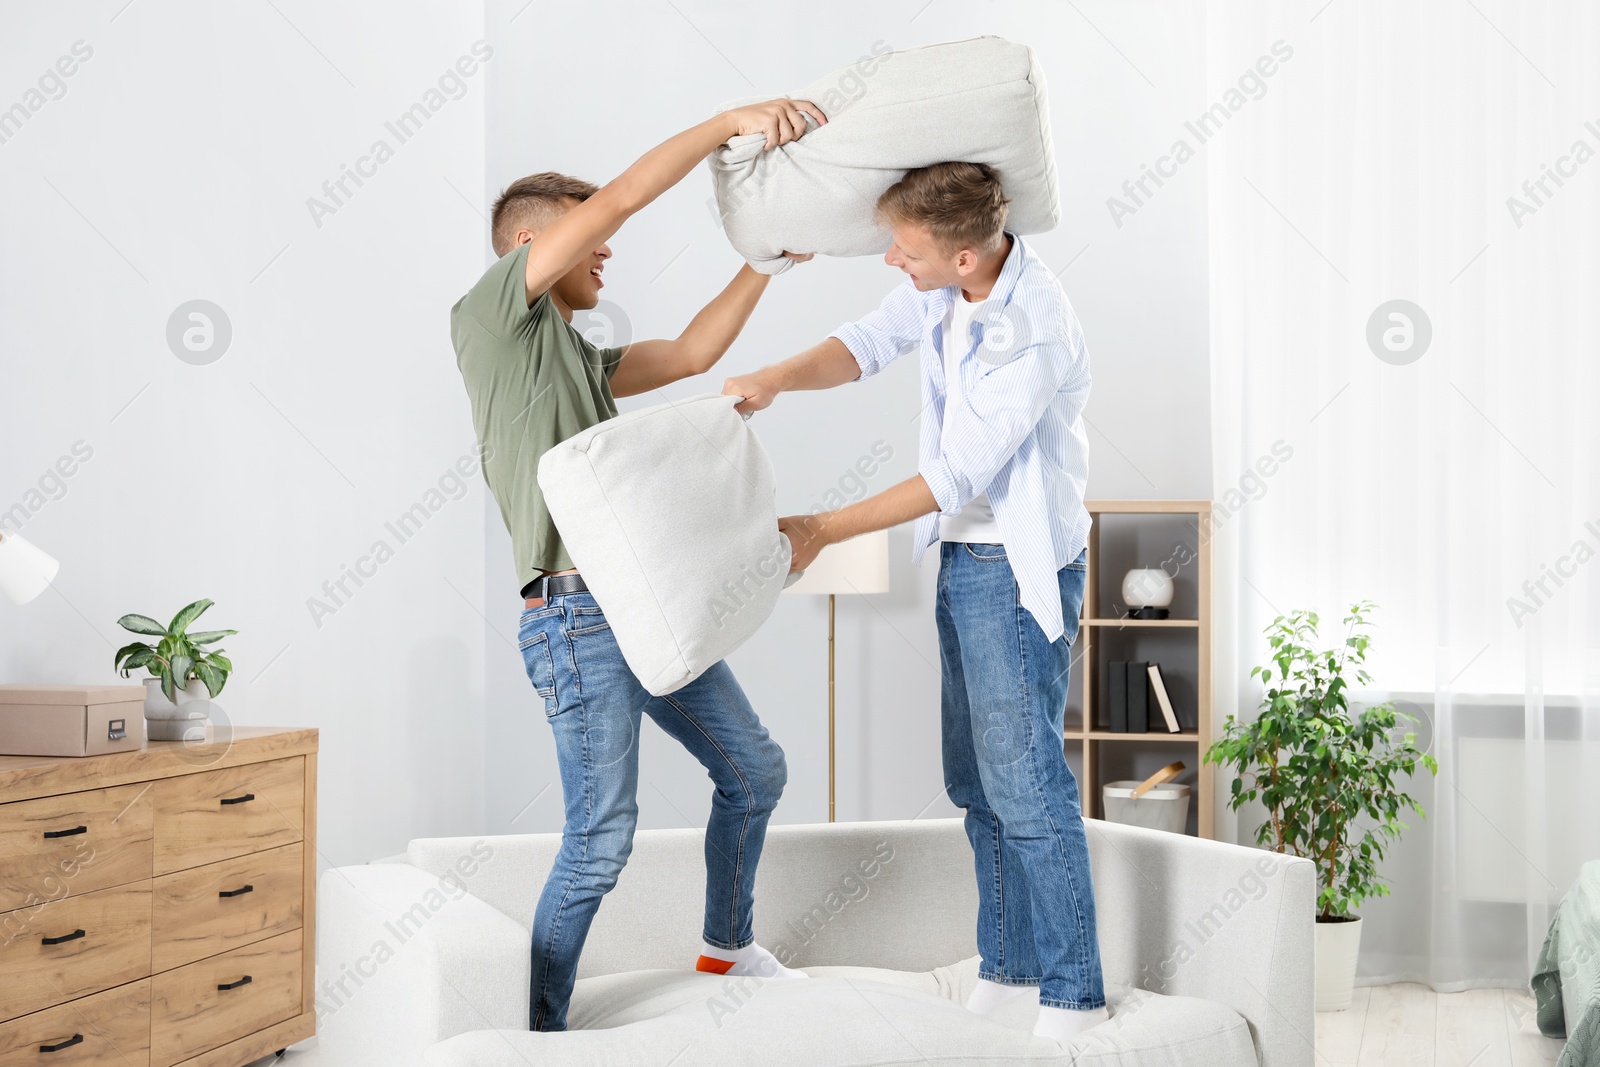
[1101,780,1192,834]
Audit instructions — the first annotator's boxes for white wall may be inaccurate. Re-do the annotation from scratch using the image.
[0,1,1213,864]
[480,0,1212,833]
[0,1,488,870]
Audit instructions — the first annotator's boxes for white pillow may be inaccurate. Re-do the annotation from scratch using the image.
[708,36,1060,274]
[536,393,795,696]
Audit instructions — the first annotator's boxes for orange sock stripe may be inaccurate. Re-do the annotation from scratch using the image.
[695,954,735,975]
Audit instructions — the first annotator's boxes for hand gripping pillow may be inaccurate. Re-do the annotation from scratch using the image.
[536,393,795,696]
[708,36,1059,274]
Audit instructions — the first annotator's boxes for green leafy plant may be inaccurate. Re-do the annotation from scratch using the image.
[1204,601,1438,921]
[113,599,237,702]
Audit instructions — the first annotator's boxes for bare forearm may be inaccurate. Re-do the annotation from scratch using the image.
[524,117,734,300]
[613,94,826,213]
[765,338,863,392]
[679,265,771,373]
[605,117,737,217]
[817,475,938,542]
[526,98,824,304]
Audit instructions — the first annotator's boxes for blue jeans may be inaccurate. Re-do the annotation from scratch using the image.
[936,542,1105,1010]
[517,589,787,1031]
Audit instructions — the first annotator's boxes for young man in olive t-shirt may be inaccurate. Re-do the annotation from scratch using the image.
[450,99,824,1033]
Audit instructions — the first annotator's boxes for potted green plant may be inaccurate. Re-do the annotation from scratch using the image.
[1205,601,1437,1011]
[113,598,236,742]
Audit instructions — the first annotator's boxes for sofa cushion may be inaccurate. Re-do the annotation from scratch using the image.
[406,821,982,979]
[567,956,982,1030]
[423,965,1260,1067]
[536,392,794,696]
[708,36,1060,274]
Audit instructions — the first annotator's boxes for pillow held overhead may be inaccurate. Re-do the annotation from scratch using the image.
[536,393,795,697]
[708,36,1060,274]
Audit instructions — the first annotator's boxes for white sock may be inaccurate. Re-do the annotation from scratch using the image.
[965,978,1038,1015]
[696,940,808,980]
[1033,1004,1110,1041]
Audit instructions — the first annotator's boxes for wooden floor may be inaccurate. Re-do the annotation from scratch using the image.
[1317,985,1568,1067]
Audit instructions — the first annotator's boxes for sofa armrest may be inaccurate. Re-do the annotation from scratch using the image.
[317,863,530,1066]
[1088,820,1316,1067]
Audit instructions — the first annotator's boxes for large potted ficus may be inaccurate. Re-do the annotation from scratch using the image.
[113,598,236,741]
[1205,601,1437,1011]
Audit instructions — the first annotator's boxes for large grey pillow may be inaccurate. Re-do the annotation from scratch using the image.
[708,36,1060,274]
[536,393,793,696]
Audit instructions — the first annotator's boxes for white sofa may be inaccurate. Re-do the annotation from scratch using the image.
[317,818,1314,1066]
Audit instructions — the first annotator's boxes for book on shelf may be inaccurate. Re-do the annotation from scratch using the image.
[1126,661,1149,732]
[1107,660,1127,731]
[1147,663,1182,733]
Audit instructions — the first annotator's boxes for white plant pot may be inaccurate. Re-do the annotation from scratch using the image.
[1314,916,1363,1011]
[143,677,211,742]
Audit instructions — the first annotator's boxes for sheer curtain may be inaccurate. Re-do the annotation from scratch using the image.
[1206,0,1599,988]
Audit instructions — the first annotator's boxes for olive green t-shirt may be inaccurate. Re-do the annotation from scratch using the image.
[451,243,623,594]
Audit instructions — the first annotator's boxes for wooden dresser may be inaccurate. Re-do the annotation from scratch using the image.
[0,727,317,1066]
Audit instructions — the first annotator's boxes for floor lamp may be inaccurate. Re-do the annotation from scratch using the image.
[781,528,890,822]
[0,531,60,605]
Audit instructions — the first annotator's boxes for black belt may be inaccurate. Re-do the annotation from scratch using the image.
[520,573,589,602]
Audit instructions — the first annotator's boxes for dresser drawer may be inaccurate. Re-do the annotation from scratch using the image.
[152,758,304,876]
[0,979,151,1067]
[0,882,152,1022]
[152,843,303,972]
[0,783,154,913]
[150,929,301,1067]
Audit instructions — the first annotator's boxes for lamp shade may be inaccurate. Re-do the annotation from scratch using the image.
[0,531,60,605]
[782,528,890,596]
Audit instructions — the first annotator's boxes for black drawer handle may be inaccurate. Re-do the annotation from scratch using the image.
[43,825,87,839]
[41,928,86,946]
[218,975,253,991]
[219,884,254,898]
[220,793,255,806]
[40,1034,83,1053]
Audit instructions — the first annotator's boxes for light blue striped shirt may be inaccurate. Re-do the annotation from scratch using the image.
[829,233,1092,643]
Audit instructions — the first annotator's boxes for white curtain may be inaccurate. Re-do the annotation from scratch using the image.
[1207,0,1600,988]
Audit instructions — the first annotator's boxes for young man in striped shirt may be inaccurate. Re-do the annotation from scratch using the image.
[722,162,1107,1042]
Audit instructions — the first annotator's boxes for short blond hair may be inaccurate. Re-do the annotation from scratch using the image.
[490,172,599,256]
[875,161,1010,254]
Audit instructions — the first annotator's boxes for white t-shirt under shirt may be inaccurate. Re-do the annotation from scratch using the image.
[938,292,1005,544]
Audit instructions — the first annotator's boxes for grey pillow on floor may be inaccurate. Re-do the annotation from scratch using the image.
[708,36,1060,274]
[536,393,793,696]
